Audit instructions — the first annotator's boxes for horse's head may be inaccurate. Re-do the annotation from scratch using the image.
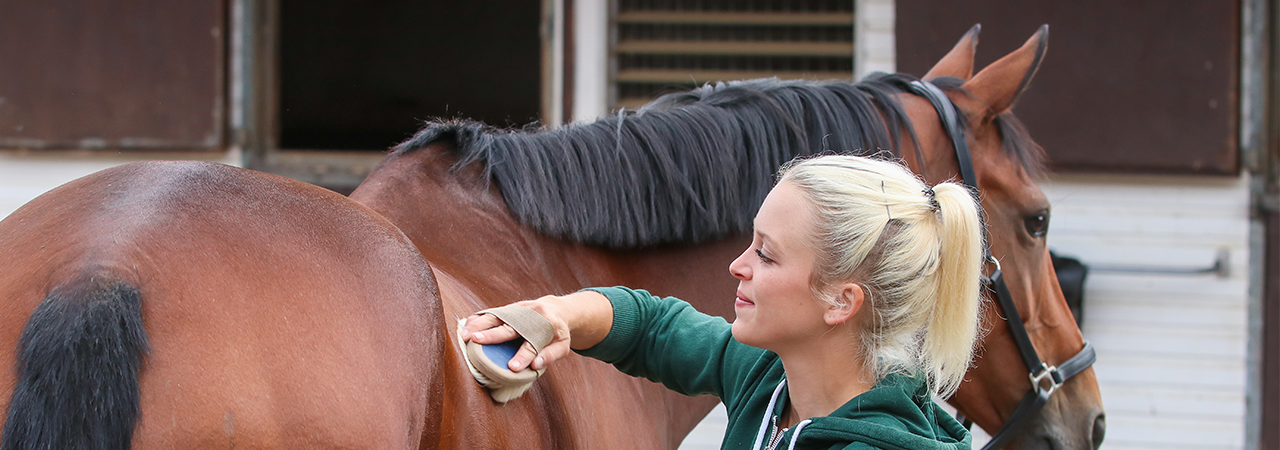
[904,26,1106,449]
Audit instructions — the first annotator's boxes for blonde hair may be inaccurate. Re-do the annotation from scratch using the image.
[777,155,983,398]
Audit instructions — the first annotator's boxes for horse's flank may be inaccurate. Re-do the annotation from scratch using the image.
[0,161,445,449]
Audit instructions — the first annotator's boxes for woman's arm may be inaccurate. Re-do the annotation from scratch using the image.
[460,290,614,372]
[466,287,770,404]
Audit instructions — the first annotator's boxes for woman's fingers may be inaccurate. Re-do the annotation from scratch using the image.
[529,339,572,370]
[460,314,520,343]
[508,341,540,371]
[461,295,576,372]
[509,333,573,371]
[521,300,575,370]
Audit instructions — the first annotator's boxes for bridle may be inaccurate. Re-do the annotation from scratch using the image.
[907,80,1097,450]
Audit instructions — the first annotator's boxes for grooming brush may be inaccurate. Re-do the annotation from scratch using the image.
[456,305,554,403]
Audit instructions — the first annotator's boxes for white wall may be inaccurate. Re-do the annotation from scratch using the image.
[572,0,609,123]
[1041,174,1251,450]
[855,0,896,78]
[0,149,240,220]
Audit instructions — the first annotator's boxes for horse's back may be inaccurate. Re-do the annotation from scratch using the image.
[0,161,442,449]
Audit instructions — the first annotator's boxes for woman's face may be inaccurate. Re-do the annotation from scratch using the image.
[729,180,833,351]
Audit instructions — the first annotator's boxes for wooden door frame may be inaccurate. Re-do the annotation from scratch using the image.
[229,0,569,191]
[1244,0,1279,447]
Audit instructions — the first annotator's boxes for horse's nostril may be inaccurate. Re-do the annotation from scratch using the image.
[1091,414,1106,449]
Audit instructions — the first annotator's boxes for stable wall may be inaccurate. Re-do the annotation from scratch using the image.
[1042,174,1252,450]
[0,150,240,220]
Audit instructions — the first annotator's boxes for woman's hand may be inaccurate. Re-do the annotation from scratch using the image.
[460,296,572,372]
[459,290,613,372]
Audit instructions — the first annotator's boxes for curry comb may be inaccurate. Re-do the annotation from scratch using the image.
[456,304,555,403]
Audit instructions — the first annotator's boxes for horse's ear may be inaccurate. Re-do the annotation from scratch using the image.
[963,25,1048,117]
[924,24,981,81]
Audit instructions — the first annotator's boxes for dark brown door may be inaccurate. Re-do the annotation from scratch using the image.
[896,0,1240,175]
[0,0,226,150]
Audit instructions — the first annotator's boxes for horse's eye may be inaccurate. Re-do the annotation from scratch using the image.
[1024,212,1050,238]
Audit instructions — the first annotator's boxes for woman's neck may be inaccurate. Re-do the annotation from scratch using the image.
[775,333,875,427]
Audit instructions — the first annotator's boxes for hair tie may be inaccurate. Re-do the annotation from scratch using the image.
[923,188,940,212]
[882,181,892,219]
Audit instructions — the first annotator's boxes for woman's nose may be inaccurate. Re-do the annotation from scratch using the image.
[729,250,751,280]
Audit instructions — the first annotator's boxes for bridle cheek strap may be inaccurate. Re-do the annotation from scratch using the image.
[980,269,1097,450]
[908,80,977,187]
[908,80,1097,450]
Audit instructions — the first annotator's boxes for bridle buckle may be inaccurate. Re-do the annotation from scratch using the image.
[1029,363,1062,397]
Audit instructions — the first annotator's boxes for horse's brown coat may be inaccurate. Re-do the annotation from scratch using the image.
[0,162,444,448]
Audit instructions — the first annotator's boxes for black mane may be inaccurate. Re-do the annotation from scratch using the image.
[393,74,1043,249]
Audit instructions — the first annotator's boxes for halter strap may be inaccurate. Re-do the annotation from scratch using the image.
[981,270,1098,449]
[907,79,1097,450]
[908,80,977,190]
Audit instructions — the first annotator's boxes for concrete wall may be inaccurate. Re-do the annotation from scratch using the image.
[1041,174,1251,450]
[0,150,240,220]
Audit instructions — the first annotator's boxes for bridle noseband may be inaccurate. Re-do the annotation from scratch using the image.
[908,80,1097,450]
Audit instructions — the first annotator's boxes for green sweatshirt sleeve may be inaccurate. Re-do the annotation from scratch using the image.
[576,286,772,406]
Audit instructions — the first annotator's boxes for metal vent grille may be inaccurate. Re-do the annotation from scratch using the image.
[611,0,855,110]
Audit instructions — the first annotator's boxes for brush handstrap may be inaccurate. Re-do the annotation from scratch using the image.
[478,304,555,354]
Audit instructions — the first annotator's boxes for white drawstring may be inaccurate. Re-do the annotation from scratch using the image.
[786,419,813,450]
[752,380,787,450]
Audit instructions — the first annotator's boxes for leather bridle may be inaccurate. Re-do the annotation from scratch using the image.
[907,80,1097,450]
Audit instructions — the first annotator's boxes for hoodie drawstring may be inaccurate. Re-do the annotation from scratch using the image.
[752,380,787,450]
[786,419,813,450]
[752,379,814,450]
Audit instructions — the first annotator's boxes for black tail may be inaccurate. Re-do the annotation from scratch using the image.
[2,274,149,450]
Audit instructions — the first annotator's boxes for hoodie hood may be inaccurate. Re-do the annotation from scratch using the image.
[773,373,970,450]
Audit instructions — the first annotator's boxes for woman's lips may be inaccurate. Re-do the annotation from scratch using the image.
[735,292,754,308]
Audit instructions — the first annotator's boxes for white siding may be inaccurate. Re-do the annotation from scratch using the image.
[680,403,729,450]
[0,150,240,220]
[854,0,895,79]
[1041,174,1251,450]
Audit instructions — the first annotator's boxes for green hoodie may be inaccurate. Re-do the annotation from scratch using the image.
[578,287,971,450]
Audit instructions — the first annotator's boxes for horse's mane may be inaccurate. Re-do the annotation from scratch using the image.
[393,74,1044,249]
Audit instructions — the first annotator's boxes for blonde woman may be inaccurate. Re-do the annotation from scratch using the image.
[462,155,983,450]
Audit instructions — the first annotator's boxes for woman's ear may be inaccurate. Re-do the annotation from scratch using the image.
[824,283,865,326]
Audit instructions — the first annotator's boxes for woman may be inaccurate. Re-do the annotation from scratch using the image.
[461,155,982,450]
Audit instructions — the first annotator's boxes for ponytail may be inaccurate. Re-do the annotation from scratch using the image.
[778,155,984,398]
[921,182,983,397]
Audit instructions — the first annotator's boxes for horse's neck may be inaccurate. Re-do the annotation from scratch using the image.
[353,146,600,303]
[604,238,747,319]
[352,144,745,318]
[352,144,743,447]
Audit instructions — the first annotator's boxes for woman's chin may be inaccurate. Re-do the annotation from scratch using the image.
[730,320,755,345]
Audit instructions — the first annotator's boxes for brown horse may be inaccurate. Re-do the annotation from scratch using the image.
[0,26,1100,449]
[349,25,1103,449]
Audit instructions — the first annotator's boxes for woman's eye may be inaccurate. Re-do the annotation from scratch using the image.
[1024,213,1050,238]
[755,248,774,263]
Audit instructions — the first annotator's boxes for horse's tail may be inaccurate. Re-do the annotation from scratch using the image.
[2,272,149,450]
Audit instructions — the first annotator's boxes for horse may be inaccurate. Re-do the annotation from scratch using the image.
[349,25,1103,449]
[0,25,1102,449]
